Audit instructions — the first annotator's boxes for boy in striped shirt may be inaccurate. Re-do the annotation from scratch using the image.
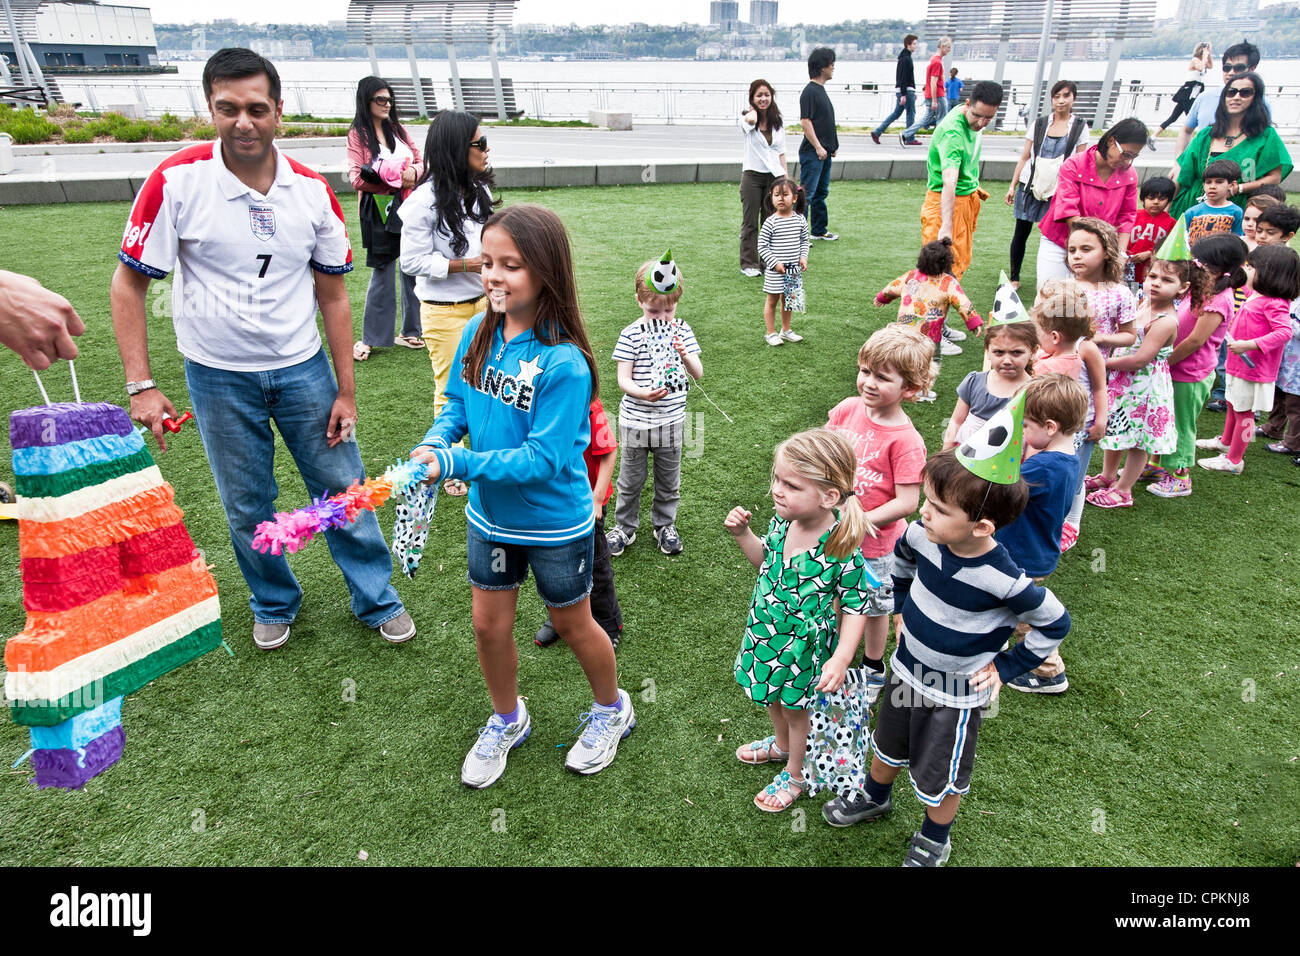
[821,448,1070,866]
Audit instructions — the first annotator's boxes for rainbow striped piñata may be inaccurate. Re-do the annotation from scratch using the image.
[4,402,222,789]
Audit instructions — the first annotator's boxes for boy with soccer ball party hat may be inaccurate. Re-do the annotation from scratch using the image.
[607,251,703,557]
[821,396,1071,866]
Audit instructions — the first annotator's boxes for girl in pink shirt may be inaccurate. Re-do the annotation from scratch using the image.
[1198,244,1300,474]
[1149,235,1247,497]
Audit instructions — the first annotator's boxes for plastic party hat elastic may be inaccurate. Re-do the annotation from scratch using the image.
[1156,215,1192,261]
[956,389,1026,484]
[990,271,1032,325]
[648,249,681,295]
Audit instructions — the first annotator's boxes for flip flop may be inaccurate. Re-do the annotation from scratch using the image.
[396,335,424,349]
[353,341,371,362]
[754,770,805,813]
[443,478,468,497]
[1086,487,1133,509]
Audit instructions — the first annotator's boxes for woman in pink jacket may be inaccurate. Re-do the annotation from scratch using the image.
[1036,117,1147,292]
[347,76,424,361]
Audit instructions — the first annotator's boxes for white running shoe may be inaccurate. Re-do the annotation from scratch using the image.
[565,689,635,775]
[780,329,803,343]
[1195,437,1229,452]
[940,339,962,356]
[765,332,784,347]
[1197,454,1244,474]
[942,325,967,342]
[741,267,761,277]
[461,698,531,789]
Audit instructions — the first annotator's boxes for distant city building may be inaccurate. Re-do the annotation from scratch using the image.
[1,0,159,69]
[749,1,779,27]
[710,1,741,32]
[1177,0,1261,28]
[249,38,314,59]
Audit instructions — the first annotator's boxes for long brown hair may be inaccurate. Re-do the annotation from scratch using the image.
[461,204,599,396]
[748,78,783,131]
[1068,216,1125,284]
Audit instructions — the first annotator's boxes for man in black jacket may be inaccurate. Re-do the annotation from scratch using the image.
[872,34,918,144]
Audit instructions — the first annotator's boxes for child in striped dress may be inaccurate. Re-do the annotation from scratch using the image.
[758,176,811,347]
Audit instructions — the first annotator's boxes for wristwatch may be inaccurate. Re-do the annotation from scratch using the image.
[125,379,157,396]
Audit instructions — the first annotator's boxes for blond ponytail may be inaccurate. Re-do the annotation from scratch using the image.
[775,428,878,560]
[826,494,876,561]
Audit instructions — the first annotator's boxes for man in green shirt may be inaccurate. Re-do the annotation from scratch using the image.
[920,80,1003,280]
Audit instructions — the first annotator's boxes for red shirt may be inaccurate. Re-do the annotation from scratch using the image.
[1128,209,1175,283]
[827,397,927,558]
[586,398,618,505]
[925,55,944,100]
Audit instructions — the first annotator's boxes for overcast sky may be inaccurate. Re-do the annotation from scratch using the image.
[136,0,1192,27]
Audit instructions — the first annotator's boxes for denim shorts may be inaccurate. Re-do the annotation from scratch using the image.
[863,553,895,617]
[466,525,594,608]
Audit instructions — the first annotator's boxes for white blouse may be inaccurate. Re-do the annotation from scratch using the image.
[740,114,787,178]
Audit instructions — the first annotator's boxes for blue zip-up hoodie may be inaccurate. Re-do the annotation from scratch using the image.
[415,312,594,546]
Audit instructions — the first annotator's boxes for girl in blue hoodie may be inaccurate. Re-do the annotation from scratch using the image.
[412,204,634,789]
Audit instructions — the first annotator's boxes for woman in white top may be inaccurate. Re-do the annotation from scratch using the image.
[1004,80,1089,289]
[400,110,499,495]
[347,77,423,360]
[739,79,788,278]
[1151,41,1213,148]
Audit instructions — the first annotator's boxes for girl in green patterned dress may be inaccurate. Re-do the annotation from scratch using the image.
[725,428,881,812]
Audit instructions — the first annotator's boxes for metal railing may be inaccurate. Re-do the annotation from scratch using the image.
[45,75,1300,135]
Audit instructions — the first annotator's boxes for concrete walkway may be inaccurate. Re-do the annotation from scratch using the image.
[4,124,1298,204]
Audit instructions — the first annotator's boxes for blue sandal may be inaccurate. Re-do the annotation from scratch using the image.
[754,769,805,812]
[736,735,789,765]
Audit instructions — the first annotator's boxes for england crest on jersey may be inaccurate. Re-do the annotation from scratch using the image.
[249,205,276,241]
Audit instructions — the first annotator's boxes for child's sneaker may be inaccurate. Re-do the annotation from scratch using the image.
[654,524,684,555]
[942,325,966,342]
[1006,671,1069,694]
[863,665,886,705]
[939,339,963,356]
[822,788,892,827]
[764,332,784,347]
[564,689,635,774]
[780,329,803,343]
[461,699,531,789]
[1197,454,1244,474]
[1147,472,1192,497]
[1138,463,1169,482]
[916,389,938,403]
[606,528,634,557]
[1195,436,1229,452]
[902,831,951,867]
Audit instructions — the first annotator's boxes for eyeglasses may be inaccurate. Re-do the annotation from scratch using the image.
[1117,148,1141,162]
[1224,62,1250,74]
[371,95,392,106]
[469,136,489,151]
[1225,86,1256,99]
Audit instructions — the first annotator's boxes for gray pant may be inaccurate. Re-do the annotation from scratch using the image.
[361,259,422,347]
[740,169,776,271]
[614,422,683,535]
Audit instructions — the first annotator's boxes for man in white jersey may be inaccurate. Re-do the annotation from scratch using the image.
[109,48,414,651]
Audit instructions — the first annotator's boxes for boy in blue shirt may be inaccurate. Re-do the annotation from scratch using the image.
[996,374,1088,694]
[1183,159,1245,244]
[945,68,963,108]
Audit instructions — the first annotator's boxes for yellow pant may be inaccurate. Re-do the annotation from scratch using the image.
[420,297,486,420]
[920,188,987,280]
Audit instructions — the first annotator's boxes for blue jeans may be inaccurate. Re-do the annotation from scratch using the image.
[902,97,948,142]
[873,88,916,137]
[799,150,833,238]
[184,349,405,627]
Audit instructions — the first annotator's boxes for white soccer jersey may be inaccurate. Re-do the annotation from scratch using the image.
[119,141,353,372]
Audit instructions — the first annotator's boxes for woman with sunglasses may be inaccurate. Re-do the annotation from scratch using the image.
[1035,117,1149,290]
[1170,72,1293,222]
[400,111,500,496]
[348,77,424,361]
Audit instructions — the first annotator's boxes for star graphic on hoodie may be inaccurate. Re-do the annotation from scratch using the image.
[515,357,543,387]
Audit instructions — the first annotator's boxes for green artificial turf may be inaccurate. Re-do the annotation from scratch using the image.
[0,181,1297,866]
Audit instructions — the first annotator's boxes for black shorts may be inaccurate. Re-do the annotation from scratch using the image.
[871,672,983,807]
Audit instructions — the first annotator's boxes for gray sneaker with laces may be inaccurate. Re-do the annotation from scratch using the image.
[461,698,531,789]
[821,788,893,827]
[564,689,635,774]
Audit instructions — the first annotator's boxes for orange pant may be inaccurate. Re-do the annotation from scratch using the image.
[920,188,987,280]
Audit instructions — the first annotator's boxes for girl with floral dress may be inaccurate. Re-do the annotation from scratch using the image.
[1085,259,1181,508]
[725,429,880,813]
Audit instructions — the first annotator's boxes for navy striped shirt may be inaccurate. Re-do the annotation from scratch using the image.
[890,521,1071,708]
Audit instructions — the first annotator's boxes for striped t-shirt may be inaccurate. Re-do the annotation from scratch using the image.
[890,521,1071,708]
[757,213,811,271]
[613,317,701,430]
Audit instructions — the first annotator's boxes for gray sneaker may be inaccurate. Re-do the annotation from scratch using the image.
[902,831,951,867]
[253,622,290,650]
[606,528,634,557]
[564,689,635,774]
[461,698,531,789]
[655,524,684,555]
[377,610,416,644]
[821,788,892,827]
